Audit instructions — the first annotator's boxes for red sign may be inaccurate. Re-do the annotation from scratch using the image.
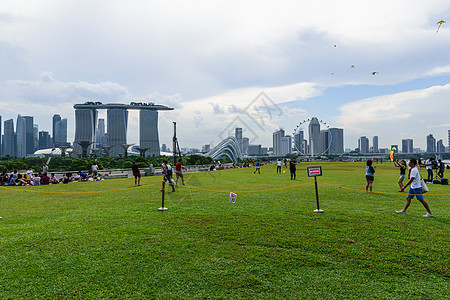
[307,166,322,177]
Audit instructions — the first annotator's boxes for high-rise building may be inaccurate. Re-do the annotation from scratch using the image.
[248,144,262,155]
[358,136,369,153]
[272,129,285,155]
[52,114,61,147]
[281,135,292,155]
[372,136,379,153]
[402,139,413,153]
[3,119,15,156]
[242,137,249,155]
[235,128,243,153]
[309,117,321,155]
[38,131,51,149]
[107,108,128,157]
[16,115,26,157]
[202,144,211,153]
[95,118,106,147]
[448,129,450,148]
[55,118,68,147]
[328,128,344,154]
[426,134,436,153]
[319,130,329,154]
[294,131,307,154]
[139,110,160,156]
[437,139,445,153]
[73,107,98,156]
[23,116,34,155]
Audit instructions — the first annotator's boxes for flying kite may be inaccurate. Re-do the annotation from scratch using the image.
[371,72,379,75]
[390,147,397,161]
[436,20,446,33]
[351,65,355,68]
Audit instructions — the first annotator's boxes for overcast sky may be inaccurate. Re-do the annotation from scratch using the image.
[1,0,450,150]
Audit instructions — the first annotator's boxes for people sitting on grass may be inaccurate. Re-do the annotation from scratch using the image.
[15,174,28,186]
[50,173,58,184]
[31,173,41,186]
[41,173,50,185]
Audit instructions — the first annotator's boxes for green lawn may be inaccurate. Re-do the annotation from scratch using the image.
[0,162,448,299]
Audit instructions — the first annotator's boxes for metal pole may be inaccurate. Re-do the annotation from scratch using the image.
[314,176,323,213]
[158,181,168,211]
[173,122,177,167]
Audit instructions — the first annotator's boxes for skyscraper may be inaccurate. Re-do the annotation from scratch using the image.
[54,118,68,147]
[107,108,128,157]
[272,129,285,155]
[242,137,249,155]
[426,134,436,153]
[96,118,106,147]
[39,131,51,149]
[139,110,160,156]
[23,116,34,155]
[52,114,61,147]
[308,117,321,155]
[358,136,369,153]
[16,115,26,157]
[235,128,243,153]
[437,140,445,153]
[328,128,344,154]
[294,131,307,154]
[402,139,413,153]
[3,118,14,156]
[281,135,292,155]
[73,107,98,156]
[372,136,379,153]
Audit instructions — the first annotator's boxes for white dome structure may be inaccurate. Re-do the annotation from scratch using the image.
[205,136,242,162]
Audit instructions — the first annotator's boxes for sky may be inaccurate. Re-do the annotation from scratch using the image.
[1,0,450,151]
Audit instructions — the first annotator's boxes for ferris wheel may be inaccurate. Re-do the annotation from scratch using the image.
[292,118,333,156]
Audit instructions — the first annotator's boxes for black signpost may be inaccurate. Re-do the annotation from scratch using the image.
[158,181,168,211]
[307,166,323,213]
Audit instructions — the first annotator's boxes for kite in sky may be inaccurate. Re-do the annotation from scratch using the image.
[436,20,446,33]
[371,72,379,75]
[350,65,355,68]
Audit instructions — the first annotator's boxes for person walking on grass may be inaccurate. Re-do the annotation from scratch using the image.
[175,159,187,185]
[394,160,407,191]
[132,161,141,186]
[276,158,282,174]
[365,158,376,192]
[289,157,297,180]
[161,160,175,192]
[397,158,433,217]
[253,160,261,174]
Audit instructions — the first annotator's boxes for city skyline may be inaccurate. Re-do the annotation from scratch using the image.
[1,110,449,157]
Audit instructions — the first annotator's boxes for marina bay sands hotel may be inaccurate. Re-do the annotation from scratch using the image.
[73,102,173,157]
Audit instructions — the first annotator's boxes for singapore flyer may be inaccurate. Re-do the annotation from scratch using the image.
[292,117,333,156]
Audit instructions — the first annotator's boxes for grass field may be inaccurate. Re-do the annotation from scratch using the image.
[0,162,448,299]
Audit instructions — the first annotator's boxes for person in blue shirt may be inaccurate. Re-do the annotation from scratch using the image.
[253,160,261,174]
[365,158,376,192]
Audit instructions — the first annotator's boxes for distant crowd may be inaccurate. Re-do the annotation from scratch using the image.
[0,162,102,186]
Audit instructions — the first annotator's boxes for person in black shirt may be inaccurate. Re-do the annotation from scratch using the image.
[132,161,141,186]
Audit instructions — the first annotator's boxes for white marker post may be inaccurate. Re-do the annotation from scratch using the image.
[307,166,324,213]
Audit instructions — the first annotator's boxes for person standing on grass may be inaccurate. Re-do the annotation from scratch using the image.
[161,160,175,192]
[365,158,376,192]
[289,157,297,180]
[91,161,99,178]
[423,157,434,181]
[397,158,433,217]
[132,161,141,186]
[175,159,187,185]
[253,160,261,174]
[437,159,445,179]
[276,158,282,174]
[394,160,407,191]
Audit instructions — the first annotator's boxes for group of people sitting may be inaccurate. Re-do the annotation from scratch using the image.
[0,168,99,186]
